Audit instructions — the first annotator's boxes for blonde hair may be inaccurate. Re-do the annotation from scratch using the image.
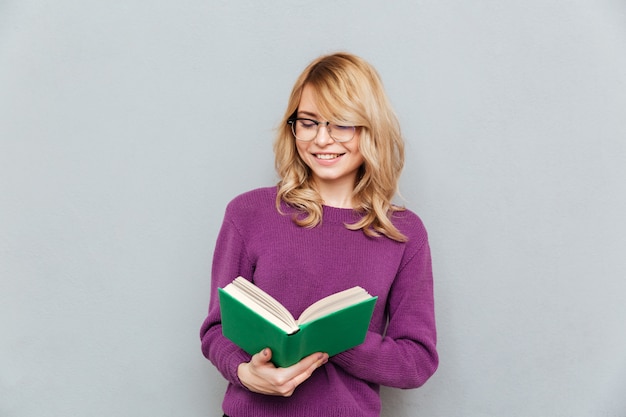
[273,52,407,242]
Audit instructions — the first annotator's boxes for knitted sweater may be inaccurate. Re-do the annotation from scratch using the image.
[200,187,438,417]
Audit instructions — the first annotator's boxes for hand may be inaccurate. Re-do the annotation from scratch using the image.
[237,348,328,397]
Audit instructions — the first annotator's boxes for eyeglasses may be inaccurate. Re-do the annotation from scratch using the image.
[287,117,356,143]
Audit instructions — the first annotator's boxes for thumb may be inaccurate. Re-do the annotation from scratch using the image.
[251,348,273,366]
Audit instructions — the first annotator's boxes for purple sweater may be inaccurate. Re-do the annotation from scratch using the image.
[200,187,438,417]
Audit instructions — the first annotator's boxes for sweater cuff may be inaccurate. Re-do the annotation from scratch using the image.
[225,349,252,388]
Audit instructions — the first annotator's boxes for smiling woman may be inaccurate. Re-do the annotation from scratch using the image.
[200,52,438,417]
[274,53,407,241]
[290,84,365,207]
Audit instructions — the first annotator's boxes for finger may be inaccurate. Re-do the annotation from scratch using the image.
[284,352,327,377]
[261,352,326,393]
[271,351,322,380]
[250,348,273,367]
[295,351,328,370]
[288,353,329,389]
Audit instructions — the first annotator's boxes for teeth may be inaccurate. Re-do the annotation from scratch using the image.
[316,154,341,160]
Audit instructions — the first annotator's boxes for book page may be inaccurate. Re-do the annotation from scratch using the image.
[231,278,288,320]
[296,286,372,325]
[224,277,299,333]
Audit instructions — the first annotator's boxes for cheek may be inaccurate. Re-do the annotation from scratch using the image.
[353,151,365,168]
[350,137,364,162]
[294,142,311,164]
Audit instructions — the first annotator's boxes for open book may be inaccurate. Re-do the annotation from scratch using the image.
[219,276,377,367]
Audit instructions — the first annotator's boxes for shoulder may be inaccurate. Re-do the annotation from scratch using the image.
[224,186,278,219]
[389,207,429,249]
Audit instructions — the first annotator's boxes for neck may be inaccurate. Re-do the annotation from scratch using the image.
[313,177,355,209]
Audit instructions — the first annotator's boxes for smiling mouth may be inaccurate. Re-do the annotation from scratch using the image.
[315,153,344,160]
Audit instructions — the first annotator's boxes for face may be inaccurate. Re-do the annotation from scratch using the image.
[295,84,364,190]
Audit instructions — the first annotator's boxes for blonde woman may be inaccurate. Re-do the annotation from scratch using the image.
[200,52,438,417]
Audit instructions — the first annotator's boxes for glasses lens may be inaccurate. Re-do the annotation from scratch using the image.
[292,119,317,141]
[328,124,356,142]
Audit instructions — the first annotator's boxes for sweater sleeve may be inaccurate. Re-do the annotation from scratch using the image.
[330,239,438,389]
[199,206,255,387]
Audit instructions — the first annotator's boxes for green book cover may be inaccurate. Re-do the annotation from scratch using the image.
[218,280,377,368]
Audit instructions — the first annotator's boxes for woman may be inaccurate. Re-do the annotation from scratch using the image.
[200,52,438,417]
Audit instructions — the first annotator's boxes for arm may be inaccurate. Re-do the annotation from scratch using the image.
[331,240,438,388]
[199,204,327,393]
[200,214,254,386]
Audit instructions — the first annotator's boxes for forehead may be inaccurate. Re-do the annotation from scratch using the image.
[297,85,321,115]
[297,83,346,122]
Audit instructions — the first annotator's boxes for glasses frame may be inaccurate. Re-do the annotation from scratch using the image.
[287,117,357,143]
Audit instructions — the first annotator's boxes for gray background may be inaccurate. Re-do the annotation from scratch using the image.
[1,1,625,416]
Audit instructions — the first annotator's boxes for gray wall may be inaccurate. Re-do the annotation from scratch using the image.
[1,1,625,416]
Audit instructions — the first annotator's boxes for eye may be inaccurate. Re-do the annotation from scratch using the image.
[332,124,354,131]
[297,119,317,129]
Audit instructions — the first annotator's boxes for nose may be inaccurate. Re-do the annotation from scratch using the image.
[313,122,333,146]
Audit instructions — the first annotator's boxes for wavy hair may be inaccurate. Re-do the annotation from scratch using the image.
[273,52,407,242]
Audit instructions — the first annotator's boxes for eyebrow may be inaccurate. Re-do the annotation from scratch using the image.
[296,110,320,119]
